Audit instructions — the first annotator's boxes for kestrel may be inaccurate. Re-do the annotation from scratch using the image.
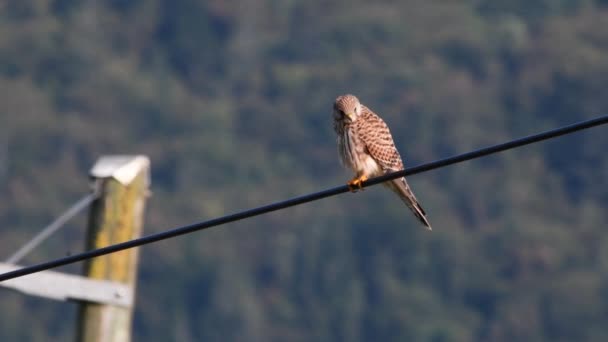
[333,94,432,230]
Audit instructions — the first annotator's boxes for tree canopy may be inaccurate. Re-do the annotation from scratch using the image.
[1,1,608,341]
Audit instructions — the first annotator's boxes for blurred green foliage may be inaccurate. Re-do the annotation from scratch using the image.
[1,0,608,341]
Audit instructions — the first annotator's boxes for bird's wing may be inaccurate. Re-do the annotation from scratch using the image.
[357,105,404,171]
[358,106,432,230]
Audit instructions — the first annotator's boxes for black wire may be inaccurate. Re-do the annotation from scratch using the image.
[1,115,607,282]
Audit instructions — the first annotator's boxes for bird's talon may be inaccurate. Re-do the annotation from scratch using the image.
[347,176,367,192]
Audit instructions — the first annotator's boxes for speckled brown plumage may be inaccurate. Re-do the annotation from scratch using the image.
[333,94,432,230]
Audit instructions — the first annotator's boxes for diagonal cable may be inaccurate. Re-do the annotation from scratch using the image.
[6,188,100,264]
[0,115,607,282]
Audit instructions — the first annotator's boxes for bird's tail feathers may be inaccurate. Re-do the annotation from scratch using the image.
[387,178,432,230]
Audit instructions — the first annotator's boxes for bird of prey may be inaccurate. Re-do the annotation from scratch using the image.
[333,94,432,230]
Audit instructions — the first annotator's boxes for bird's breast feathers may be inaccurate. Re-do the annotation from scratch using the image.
[358,153,383,177]
[344,125,384,177]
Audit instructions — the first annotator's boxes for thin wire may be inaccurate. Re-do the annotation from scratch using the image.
[6,187,100,264]
[1,115,607,282]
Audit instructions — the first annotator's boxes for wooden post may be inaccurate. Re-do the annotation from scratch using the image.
[75,156,150,342]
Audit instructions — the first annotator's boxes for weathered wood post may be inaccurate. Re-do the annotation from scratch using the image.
[75,155,150,342]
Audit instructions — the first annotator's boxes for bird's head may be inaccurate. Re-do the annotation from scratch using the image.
[334,94,362,123]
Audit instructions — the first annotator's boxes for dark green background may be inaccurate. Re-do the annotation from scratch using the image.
[1,0,608,341]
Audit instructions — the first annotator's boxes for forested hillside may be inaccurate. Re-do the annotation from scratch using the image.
[1,1,608,341]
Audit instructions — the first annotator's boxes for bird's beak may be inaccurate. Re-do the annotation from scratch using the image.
[345,112,355,121]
